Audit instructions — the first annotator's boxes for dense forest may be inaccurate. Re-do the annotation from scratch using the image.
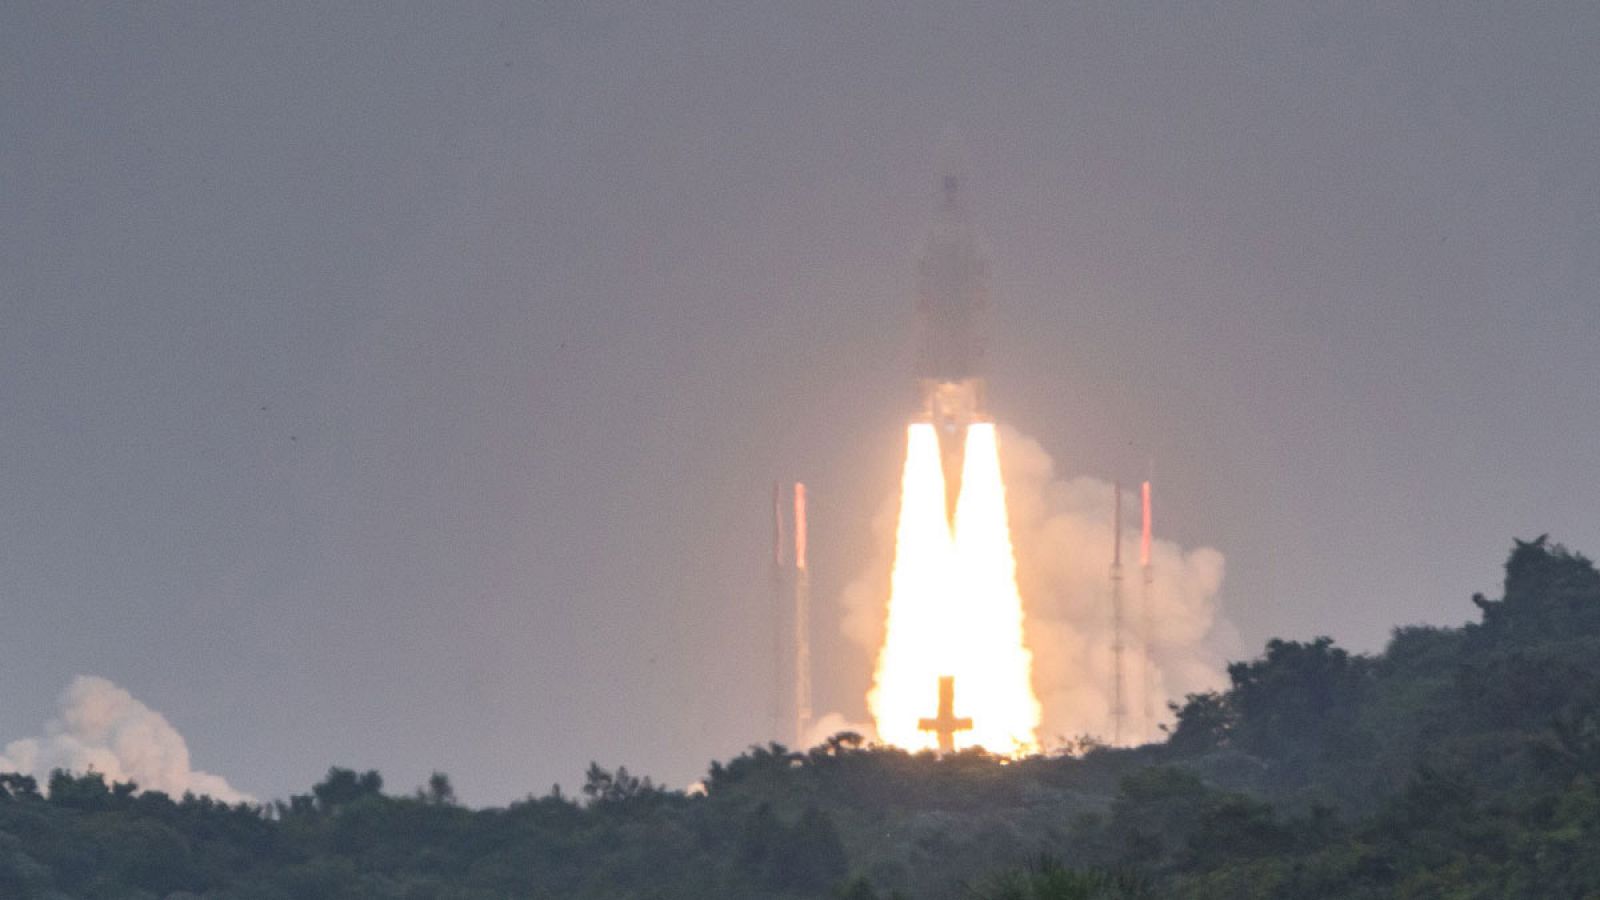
[5,536,1600,899]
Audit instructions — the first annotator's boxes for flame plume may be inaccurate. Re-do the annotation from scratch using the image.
[869,424,957,750]
[869,423,1041,753]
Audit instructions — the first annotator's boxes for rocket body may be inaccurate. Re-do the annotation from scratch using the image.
[916,171,987,385]
[915,160,989,515]
[872,142,1043,755]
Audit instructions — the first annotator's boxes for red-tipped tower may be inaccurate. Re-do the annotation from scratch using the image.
[1110,480,1126,743]
[793,482,812,747]
[1139,476,1156,735]
[1140,480,1152,568]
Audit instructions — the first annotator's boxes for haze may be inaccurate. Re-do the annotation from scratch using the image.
[2,3,1597,804]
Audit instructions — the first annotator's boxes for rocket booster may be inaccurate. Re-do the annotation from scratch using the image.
[914,141,989,513]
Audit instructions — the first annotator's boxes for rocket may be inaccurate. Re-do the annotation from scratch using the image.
[914,141,989,516]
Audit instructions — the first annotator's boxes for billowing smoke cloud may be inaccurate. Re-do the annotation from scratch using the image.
[801,711,876,750]
[839,426,1237,749]
[0,676,252,803]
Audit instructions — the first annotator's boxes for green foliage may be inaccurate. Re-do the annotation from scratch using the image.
[1164,691,1233,753]
[969,856,1151,900]
[0,773,40,802]
[418,771,456,806]
[1474,535,1600,645]
[308,767,384,810]
[1226,637,1375,784]
[580,761,664,809]
[1009,536,1600,898]
[47,769,115,811]
[3,538,1600,897]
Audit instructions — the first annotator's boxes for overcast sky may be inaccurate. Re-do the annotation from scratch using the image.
[3,3,1597,804]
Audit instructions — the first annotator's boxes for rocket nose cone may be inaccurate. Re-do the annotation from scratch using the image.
[933,127,970,206]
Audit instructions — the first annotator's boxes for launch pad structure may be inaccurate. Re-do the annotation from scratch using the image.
[771,481,813,749]
[793,483,813,747]
[1140,478,1154,735]
[769,483,786,743]
[1113,477,1160,744]
[918,675,973,754]
[1110,481,1126,745]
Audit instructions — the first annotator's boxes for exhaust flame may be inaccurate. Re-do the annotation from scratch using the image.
[869,423,1041,753]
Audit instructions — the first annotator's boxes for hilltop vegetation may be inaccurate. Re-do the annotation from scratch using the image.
[4,537,1600,898]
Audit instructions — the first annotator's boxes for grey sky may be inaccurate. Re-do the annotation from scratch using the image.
[3,3,1597,804]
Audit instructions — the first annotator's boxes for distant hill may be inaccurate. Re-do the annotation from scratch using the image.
[4,537,1599,899]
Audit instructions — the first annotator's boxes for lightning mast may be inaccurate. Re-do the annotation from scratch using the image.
[1140,477,1155,735]
[1111,480,1126,745]
[770,482,787,743]
[793,482,813,748]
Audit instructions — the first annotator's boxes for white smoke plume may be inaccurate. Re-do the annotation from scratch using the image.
[801,711,876,750]
[0,675,252,803]
[840,425,1237,749]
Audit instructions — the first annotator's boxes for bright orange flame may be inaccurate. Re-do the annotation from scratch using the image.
[869,424,956,751]
[869,423,1041,753]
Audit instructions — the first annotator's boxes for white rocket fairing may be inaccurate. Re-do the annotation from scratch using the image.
[915,142,990,517]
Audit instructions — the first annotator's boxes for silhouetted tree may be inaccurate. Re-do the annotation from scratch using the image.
[1165,692,1234,754]
[1226,637,1371,765]
[418,771,456,806]
[47,769,113,811]
[3,538,1600,899]
[310,767,383,810]
[0,773,39,802]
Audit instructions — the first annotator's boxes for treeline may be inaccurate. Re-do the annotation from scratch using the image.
[1109,535,1600,897]
[3,537,1600,898]
[0,758,856,898]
